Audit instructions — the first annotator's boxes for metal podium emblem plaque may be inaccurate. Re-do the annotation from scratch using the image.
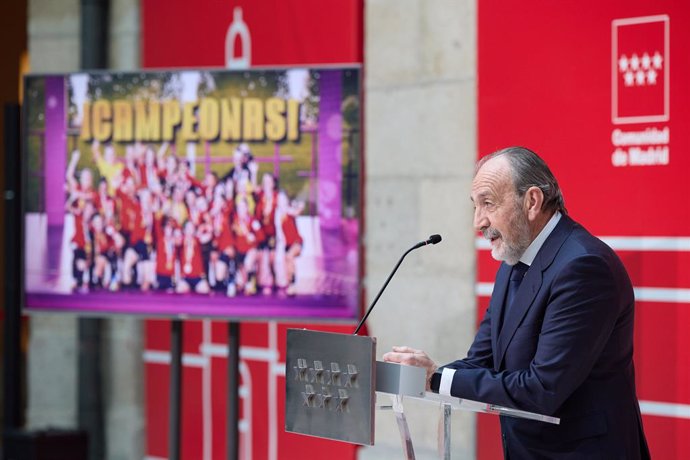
[285,329,376,445]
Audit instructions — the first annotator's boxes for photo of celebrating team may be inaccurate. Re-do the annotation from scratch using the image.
[24,68,360,318]
[66,140,304,298]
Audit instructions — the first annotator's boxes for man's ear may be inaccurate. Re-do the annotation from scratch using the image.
[524,186,545,221]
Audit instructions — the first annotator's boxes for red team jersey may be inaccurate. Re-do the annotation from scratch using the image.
[213,203,235,251]
[72,213,87,249]
[122,165,137,183]
[255,191,277,244]
[117,189,138,233]
[281,214,303,248]
[232,214,257,254]
[75,184,98,206]
[91,230,114,256]
[180,236,204,278]
[154,217,177,276]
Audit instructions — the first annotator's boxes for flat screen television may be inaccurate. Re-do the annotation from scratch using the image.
[22,67,361,320]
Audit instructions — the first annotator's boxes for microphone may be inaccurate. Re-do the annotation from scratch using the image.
[411,234,442,249]
[353,234,443,335]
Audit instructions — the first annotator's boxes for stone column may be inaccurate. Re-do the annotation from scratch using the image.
[361,0,478,459]
[103,1,144,459]
[26,0,81,430]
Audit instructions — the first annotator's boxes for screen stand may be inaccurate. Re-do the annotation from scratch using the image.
[169,319,183,460]
[3,103,22,433]
[227,321,240,460]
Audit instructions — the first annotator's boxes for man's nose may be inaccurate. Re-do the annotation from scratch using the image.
[474,207,488,232]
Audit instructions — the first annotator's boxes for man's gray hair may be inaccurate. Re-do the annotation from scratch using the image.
[476,146,567,215]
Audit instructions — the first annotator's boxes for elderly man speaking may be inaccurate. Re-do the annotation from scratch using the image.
[384,147,650,459]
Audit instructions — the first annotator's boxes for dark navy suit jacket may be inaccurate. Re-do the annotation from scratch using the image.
[443,216,650,459]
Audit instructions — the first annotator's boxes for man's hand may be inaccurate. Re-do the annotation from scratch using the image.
[383,346,438,390]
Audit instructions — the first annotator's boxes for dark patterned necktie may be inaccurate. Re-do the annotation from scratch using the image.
[506,262,529,312]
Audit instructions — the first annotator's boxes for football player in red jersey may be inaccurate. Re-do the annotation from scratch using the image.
[189,194,213,269]
[276,191,304,296]
[177,159,203,192]
[234,170,256,215]
[116,176,143,288]
[232,197,258,295]
[66,150,98,292]
[93,177,122,289]
[66,149,98,208]
[130,189,156,291]
[203,171,219,203]
[157,143,179,189]
[122,144,142,188]
[255,173,279,295]
[154,215,178,292]
[88,212,117,289]
[67,198,93,292]
[176,220,210,294]
[209,184,237,296]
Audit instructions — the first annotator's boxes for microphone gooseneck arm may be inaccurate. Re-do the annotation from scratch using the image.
[353,234,442,335]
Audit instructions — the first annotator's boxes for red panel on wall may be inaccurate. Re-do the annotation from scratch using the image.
[478,1,690,458]
[141,1,363,459]
[142,0,363,68]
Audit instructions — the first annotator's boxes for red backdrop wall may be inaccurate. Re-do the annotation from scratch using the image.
[478,1,690,458]
[141,1,363,459]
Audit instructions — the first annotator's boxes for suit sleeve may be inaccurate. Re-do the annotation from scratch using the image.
[447,254,624,415]
[443,305,494,371]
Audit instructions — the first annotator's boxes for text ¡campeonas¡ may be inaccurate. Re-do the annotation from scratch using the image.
[80,97,301,143]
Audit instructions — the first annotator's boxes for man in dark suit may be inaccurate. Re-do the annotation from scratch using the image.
[384,147,650,459]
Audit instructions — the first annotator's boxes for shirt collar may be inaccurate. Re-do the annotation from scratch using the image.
[519,211,562,266]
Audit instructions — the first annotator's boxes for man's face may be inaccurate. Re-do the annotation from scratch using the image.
[471,157,531,266]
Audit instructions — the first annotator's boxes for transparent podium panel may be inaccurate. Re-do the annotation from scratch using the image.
[375,361,560,460]
[377,392,560,460]
[420,392,560,424]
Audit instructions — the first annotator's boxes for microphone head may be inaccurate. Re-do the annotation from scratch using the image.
[428,234,442,245]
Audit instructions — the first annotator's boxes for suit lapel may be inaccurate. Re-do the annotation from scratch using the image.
[494,215,576,370]
[495,265,542,369]
[490,264,511,369]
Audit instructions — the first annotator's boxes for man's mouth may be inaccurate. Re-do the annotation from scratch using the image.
[484,229,501,245]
